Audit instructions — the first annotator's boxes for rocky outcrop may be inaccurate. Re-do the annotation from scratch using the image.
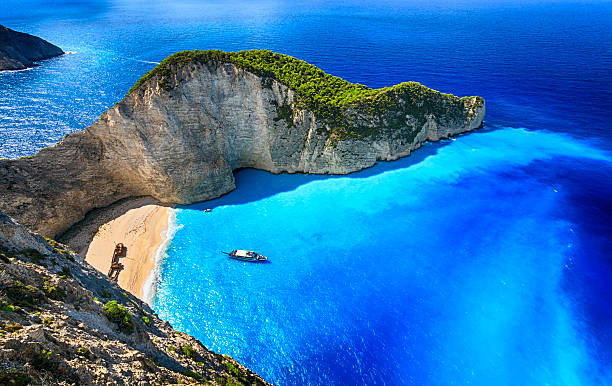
[0,25,64,71]
[0,212,268,385]
[0,50,484,238]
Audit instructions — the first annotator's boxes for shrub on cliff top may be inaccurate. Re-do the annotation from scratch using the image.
[103,300,134,333]
[128,49,483,140]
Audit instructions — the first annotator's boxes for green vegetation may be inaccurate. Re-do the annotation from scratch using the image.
[182,345,194,359]
[5,281,45,307]
[103,300,134,333]
[0,369,31,386]
[1,321,22,332]
[44,237,74,257]
[223,376,241,386]
[183,370,201,380]
[60,266,72,278]
[31,349,54,370]
[122,291,146,314]
[128,49,483,140]
[76,347,90,358]
[42,280,64,300]
[102,289,111,298]
[224,362,241,377]
[0,303,15,312]
[2,248,44,264]
[142,315,150,326]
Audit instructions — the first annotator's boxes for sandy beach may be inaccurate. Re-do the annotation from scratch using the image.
[83,204,172,300]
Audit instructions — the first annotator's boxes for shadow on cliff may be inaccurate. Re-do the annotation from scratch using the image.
[184,137,460,212]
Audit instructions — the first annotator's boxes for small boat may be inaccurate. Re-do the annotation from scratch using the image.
[223,250,267,262]
[205,208,212,213]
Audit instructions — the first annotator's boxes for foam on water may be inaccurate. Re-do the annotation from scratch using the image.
[152,127,612,385]
[143,209,181,305]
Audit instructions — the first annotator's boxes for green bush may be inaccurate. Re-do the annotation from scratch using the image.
[0,303,15,312]
[103,301,134,333]
[183,370,201,380]
[224,362,241,377]
[76,347,90,358]
[142,316,150,326]
[42,280,64,300]
[182,345,194,359]
[1,321,22,332]
[31,349,54,370]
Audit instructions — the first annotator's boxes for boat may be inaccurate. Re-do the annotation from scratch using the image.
[205,208,212,212]
[223,250,268,262]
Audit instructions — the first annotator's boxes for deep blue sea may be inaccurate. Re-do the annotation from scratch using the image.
[1,1,611,384]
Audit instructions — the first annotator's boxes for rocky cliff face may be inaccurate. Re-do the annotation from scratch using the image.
[0,53,484,238]
[0,212,268,385]
[0,25,64,71]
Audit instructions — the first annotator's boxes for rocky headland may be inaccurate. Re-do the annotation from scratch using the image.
[0,49,485,239]
[0,25,64,71]
[0,212,268,385]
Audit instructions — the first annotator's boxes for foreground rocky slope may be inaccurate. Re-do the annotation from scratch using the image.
[0,50,484,238]
[0,212,268,385]
[0,25,63,71]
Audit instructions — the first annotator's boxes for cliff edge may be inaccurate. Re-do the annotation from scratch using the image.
[0,49,484,237]
[0,212,268,385]
[0,25,64,71]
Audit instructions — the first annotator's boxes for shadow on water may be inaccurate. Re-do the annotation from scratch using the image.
[183,128,497,212]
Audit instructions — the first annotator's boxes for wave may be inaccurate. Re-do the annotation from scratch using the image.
[0,67,35,74]
[142,208,182,306]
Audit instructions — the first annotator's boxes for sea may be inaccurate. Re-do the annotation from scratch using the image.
[1,1,611,384]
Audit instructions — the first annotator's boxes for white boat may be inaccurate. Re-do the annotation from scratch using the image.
[223,250,267,262]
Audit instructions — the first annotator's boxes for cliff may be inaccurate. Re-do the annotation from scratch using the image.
[0,25,64,71]
[0,212,268,385]
[0,49,484,238]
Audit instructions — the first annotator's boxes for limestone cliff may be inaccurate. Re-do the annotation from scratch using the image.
[0,50,484,238]
[0,212,268,385]
[0,25,63,71]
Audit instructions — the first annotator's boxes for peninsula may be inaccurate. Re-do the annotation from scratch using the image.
[0,49,485,240]
[0,25,64,71]
[0,49,484,383]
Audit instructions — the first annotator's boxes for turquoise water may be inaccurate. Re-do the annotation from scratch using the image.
[154,127,612,384]
[2,0,612,384]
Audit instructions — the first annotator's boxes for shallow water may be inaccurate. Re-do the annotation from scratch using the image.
[154,128,612,384]
[1,1,611,384]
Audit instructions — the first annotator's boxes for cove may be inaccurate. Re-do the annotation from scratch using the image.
[153,127,612,385]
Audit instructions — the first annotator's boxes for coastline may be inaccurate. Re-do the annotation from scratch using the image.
[76,202,173,300]
[143,209,179,305]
